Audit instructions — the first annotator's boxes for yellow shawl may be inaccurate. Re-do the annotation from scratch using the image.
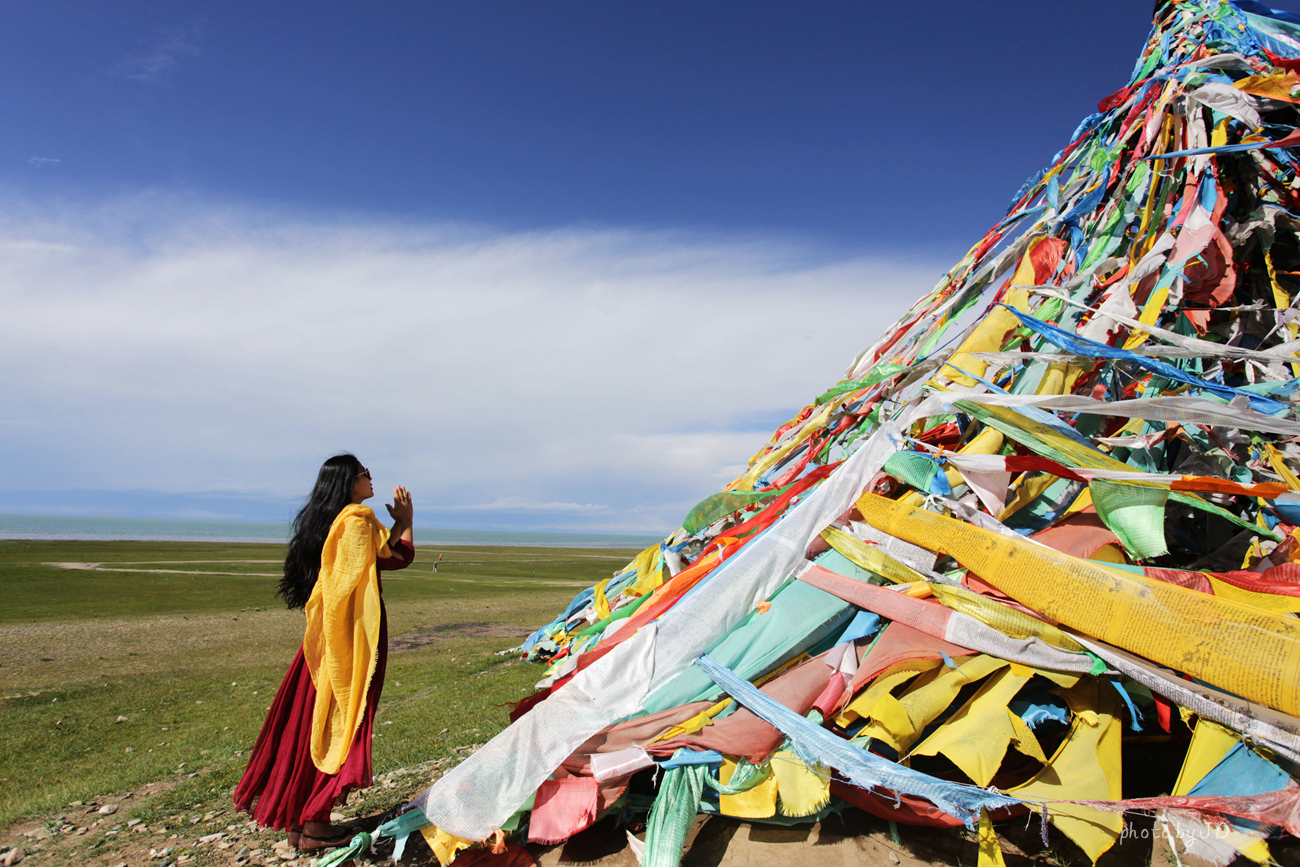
[303,503,391,774]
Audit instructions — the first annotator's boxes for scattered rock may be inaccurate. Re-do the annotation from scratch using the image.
[116,715,128,723]
[1,847,24,866]
[198,833,224,844]
[127,819,142,827]
[98,803,119,815]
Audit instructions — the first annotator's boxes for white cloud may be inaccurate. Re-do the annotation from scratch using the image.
[114,31,201,82]
[0,193,943,532]
[27,157,61,168]
[446,498,608,514]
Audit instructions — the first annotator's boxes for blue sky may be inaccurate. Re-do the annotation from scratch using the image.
[7,1,1167,252]
[3,1,1296,533]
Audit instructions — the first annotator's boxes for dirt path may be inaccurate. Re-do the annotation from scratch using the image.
[45,563,281,577]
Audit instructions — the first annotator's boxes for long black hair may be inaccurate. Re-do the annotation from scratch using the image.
[278,453,362,609]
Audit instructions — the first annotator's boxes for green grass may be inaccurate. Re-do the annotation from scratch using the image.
[0,539,628,621]
[0,539,631,828]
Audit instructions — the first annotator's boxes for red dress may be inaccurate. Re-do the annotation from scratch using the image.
[234,539,414,829]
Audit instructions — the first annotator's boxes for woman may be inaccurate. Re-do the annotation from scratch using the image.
[234,453,414,851]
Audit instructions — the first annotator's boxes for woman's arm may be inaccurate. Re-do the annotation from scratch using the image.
[385,486,415,559]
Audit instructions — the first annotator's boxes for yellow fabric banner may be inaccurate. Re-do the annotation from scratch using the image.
[771,749,830,817]
[592,578,612,621]
[911,666,1033,786]
[978,809,1008,867]
[929,583,1085,652]
[820,525,926,584]
[857,493,1300,718]
[836,659,943,728]
[1009,681,1124,864]
[719,757,778,818]
[859,655,1005,754]
[623,544,664,597]
[303,503,391,775]
[1172,718,1238,797]
[419,824,473,866]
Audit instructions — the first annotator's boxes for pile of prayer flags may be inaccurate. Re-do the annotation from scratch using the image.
[324,4,1300,866]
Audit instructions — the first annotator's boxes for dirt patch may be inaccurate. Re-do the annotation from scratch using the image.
[1,759,464,867]
[390,622,533,651]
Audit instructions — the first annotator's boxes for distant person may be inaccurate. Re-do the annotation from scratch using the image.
[233,453,414,852]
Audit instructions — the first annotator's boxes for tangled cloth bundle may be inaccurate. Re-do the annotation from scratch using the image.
[324,3,1300,867]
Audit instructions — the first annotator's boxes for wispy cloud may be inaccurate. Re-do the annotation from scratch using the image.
[446,498,609,514]
[114,30,202,83]
[0,193,942,532]
[27,157,60,168]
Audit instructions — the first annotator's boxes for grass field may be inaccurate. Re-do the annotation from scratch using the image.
[0,538,630,838]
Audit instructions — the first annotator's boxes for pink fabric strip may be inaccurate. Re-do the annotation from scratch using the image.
[1071,787,1300,837]
[799,566,953,638]
[528,777,599,845]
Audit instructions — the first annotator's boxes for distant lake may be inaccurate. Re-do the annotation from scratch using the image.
[0,513,660,548]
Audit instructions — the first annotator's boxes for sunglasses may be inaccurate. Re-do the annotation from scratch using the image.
[358,467,372,479]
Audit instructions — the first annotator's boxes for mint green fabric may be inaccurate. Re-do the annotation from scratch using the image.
[571,590,654,640]
[703,758,770,795]
[643,761,707,867]
[1018,476,1083,525]
[882,451,940,492]
[812,548,881,584]
[637,577,852,715]
[814,363,908,404]
[682,483,796,535]
[956,398,1278,541]
[1090,479,1170,560]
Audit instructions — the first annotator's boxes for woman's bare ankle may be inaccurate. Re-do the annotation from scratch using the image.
[302,820,337,838]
